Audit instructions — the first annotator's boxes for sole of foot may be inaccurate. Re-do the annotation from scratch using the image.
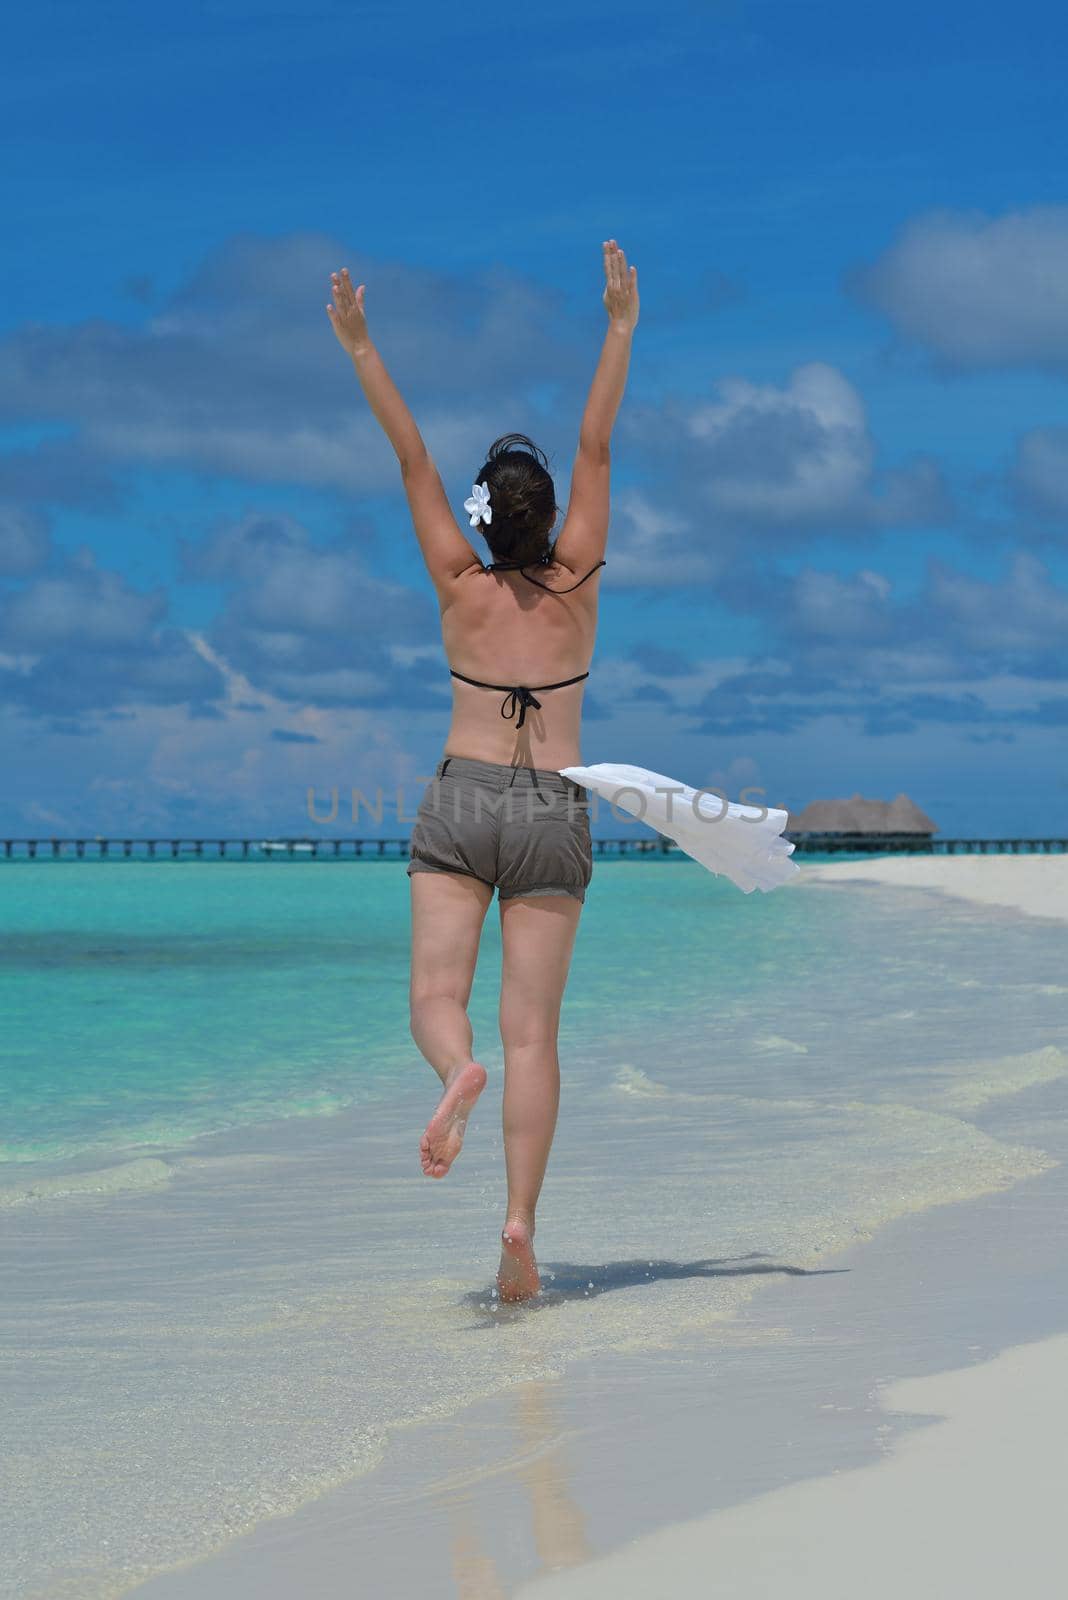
[497,1217,540,1302]
[420,1060,487,1178]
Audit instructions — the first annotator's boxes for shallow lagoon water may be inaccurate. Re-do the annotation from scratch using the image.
[2,861,1066,1598]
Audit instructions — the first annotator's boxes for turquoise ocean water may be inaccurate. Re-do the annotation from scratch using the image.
[0,852,888,1167]
[2,857,1067,1598]
[1,861,421,1164]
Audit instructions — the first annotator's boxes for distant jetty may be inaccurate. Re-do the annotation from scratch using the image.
[2,830,1065,861]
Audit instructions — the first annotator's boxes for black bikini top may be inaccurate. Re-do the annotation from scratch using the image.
[448,557,606,729]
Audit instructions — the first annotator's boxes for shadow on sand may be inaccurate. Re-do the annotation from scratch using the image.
[461,1250,847,1324]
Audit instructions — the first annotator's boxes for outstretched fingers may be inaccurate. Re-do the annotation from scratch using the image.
[603,238,621,289]
[606,238,632,281]
[601,239,638,326]
[331,267,356,311]
[326,268,368,345]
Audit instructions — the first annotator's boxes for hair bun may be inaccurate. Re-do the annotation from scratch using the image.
[475,434,559,567]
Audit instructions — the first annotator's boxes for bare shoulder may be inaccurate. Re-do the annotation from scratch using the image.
[450,555,489,581]
[428,556,490,618]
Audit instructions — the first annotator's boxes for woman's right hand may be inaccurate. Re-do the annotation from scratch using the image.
[602,239,639,329]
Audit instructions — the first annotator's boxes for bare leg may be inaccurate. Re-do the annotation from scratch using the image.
[496,893,583,1300]
[409,871,494,1177]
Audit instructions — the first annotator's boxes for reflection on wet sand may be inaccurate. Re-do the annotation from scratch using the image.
[445,1254,844,1594]
[449,1380,592,1598]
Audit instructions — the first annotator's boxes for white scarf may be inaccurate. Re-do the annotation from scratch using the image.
[557,762,799,894]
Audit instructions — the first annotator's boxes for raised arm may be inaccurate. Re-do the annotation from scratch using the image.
[553,240,639,576]
[327,267,481,586]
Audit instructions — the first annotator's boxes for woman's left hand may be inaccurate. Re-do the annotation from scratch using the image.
[326,267,370,355]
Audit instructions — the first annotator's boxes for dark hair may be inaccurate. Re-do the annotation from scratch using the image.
[474,433,559,566]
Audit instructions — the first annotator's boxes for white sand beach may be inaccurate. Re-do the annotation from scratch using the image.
[802,851,1068,925]
[518,1331,1068,1600]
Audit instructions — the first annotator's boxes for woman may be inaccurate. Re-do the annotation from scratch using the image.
[327,240,638,1302]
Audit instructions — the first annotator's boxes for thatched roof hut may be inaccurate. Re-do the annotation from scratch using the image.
[787,792,937,835]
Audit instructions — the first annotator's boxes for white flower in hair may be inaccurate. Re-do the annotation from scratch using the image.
[464,481,492,528]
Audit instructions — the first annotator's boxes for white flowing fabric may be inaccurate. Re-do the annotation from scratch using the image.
[557,762,800,894]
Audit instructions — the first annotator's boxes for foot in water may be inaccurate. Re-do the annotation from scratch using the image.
[497,1216,540,1302]
[420,1060,487,1178]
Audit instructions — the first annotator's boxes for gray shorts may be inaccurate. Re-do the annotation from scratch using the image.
[407,756,594,903]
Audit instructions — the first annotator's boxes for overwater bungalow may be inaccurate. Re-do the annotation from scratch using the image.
[786,793,938,837]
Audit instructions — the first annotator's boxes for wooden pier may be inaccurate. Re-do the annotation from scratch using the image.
[786,833,1068,856]
[1,834,1065,861]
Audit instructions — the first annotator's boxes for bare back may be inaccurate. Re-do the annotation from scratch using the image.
[438,561,602,770]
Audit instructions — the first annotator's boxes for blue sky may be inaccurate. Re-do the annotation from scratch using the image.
[3,0,1067,838]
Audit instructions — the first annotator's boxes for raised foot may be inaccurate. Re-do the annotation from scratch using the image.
[497,1216,540,1303]
[420,1060,487,1178]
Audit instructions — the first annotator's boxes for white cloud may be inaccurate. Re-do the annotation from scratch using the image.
[619,361,951,555]
[791,565,895,642]
[0,231,585,496]
[848,205,1068,371]
[688,362,872,519]
[926,550,1068,653]
[179,509,442,708]
[0,550,222,714]
[602,487,724,587]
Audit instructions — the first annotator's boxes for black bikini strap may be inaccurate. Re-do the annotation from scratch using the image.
[449,669,590,694]
[485,558,607,593]
[448,668,590,730]
[519,559,606,593]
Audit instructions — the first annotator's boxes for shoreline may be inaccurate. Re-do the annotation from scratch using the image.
[130,1083,1068,1598]
[517,1328,1068,1598]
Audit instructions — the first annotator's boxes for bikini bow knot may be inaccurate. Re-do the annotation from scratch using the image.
[500,686,542,729]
